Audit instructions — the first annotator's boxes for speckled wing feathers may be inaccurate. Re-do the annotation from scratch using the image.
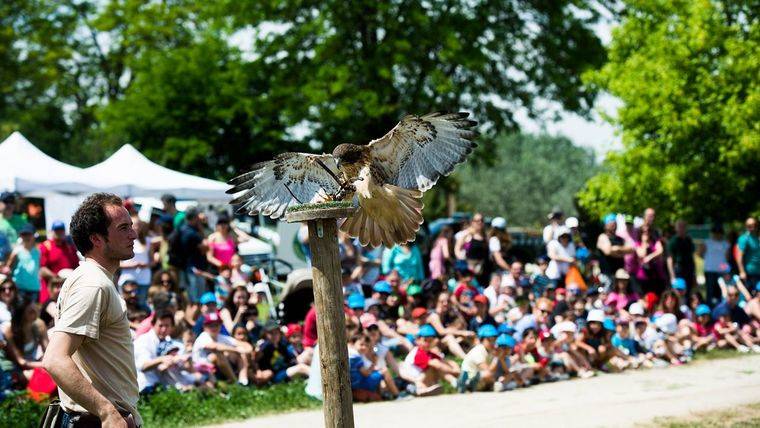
[368,112,478,191]
[227,153,342,219]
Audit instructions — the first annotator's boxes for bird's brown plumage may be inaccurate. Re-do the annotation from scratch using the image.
[227,111,478,247]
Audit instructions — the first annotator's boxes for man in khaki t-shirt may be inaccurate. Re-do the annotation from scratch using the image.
[43,194,141,428]
[54,259,141,424]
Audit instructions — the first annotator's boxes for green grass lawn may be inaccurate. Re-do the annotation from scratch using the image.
[639,402,760,428]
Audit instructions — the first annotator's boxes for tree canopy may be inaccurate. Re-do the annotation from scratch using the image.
[1,0,609,179]
[455,133,597,226]
[578,0,760,223]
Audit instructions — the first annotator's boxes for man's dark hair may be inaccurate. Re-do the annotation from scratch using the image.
[160,194,177,205]
[70,193,123,255]
[152,310,176,326]
[184,206,200,221]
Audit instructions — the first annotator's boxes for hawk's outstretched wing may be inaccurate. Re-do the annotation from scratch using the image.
[368,112,478,191]
[227,153,341,219]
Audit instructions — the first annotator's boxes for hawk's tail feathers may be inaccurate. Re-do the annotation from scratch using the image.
[340,185,423,248]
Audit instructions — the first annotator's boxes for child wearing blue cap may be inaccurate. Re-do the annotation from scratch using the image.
[458,324,498,392]
[692,304,717,352]
[399,324,460,396]
[492,333,519,391]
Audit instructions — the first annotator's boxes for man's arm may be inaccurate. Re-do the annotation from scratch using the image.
[43,331,126,427]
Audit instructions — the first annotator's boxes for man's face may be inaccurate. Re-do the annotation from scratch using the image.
[644,208,655,225]
[747,218,757,234]
[727,288,740,306]
[675,220,687,236]
[155,317,174,340]
[511,262,523,277]
[1,199,13,214]
[205,321,222,338]
[100,205,137,260]
[53,228,66,240]
[122,283,138,303]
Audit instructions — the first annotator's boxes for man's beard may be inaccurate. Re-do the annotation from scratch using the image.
[103,243,134,261]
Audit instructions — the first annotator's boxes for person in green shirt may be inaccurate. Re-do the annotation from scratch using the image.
[0,192,28,260]
[161,193,186,229]
[737,217,760,290]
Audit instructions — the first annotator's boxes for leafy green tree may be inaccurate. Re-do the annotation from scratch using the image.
[228,0,608,154]
[578,0,760,223]
[455,133,597,226]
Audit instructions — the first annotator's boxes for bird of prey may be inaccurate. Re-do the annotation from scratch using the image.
[227,112,478,247]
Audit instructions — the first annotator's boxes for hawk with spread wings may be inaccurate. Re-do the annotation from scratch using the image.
[227,112,478,247]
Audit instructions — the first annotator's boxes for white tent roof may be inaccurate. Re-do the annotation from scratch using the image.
[0,132,95,194]
[81,144,229,200]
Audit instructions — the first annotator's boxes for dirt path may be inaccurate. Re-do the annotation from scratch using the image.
[211,355,760,428]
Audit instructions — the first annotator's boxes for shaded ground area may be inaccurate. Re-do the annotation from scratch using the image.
[211,355,760,428]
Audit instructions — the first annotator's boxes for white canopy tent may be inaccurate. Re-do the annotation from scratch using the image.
[81,144,230,201]
[0,132,231,231]
[0,132,95,194]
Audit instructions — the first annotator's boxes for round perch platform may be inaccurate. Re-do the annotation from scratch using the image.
[286,202,357,428]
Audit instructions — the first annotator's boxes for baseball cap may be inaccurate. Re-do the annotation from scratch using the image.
[547,207,563,219]
[586,309,605,323]
[157,339,183,356]
[51,220,66,231]
[203,311,222,325]
[623,214,634,224]
[498,324,516,335]
[0,192,15,203]
[565,217,579,228]
[496,333,516,348]
[200,292,217,305]
[360,313,378,329]
[18,223,35,235]
[603,318,616,331]
[347,293,365,309]
[555,288,566,296]
[655,313,677,335]
[536,255,549,264]
[603,213,617,225]
[411,307,428,319]
[406,284,422,297]
[506,307,523,323]
[555,320,577,334]
[417,324,437,338]
[119,273,137,287]
[491,217,507,230]
[373,281,392,294]
[755,281,760,292]
[614,269,630,280]
[672,278,687,291]
[712,305,729,319]
[285,323,302,338]
[556,226,571,238]
[629,302,645,316]
[364,298,381,311]
[695,304,711,317]
[477,324,498,338]
[473,294,488,305]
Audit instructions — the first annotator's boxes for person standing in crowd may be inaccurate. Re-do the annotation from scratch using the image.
[546,227,575,285]
[699,224,731,306]
[543,208,564,244]
[119,221,154,309]
[0,277,17,327]
[737,217,760,291]
[382,243,424,283]
[454,213,489,283]
[43,193,142,427]
[161,194,185,229]
[0,192,27,241]
[633,225,666,296]
[38,220,79,303]
[206,213,252,271]
[488,217,512,272]
[596,214,633,286]
[667,220,696,293]
[176,207,209,304]
[641,208,661,240]
[428,226,453,281]
[3,224,41,302]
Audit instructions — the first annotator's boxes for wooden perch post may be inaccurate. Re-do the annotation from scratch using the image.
[286,205,357,428]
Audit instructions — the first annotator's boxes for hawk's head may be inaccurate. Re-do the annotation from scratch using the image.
[332,144,366,169]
